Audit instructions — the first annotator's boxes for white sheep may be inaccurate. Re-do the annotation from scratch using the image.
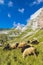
[22,47,36,58]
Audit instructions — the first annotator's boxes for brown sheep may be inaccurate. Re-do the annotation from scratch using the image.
[22,47,36,58]
[18,41,27,48]
[10,43,19,49]
[3,43,19,50]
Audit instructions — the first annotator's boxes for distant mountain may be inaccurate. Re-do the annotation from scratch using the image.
[28,7,43,30]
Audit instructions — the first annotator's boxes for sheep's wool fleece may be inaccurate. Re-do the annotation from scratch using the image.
[23,47,35,57]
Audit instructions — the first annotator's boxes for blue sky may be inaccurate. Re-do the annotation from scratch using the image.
[0,0,43,28]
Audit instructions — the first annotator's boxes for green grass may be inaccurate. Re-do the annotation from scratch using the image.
[22,29,43,42]
[0,42,43,65]
[0,29,43,65]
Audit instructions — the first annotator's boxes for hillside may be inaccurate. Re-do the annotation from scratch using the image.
[6,29,43,43]
[0,28,43,65]
[0,29,43,65]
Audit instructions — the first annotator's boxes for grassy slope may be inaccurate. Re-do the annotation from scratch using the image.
[0,42,43,65]
[0,29,43,65]
[24,29,43,42]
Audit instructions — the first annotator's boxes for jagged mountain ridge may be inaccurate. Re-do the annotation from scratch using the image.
[29,7,43,30]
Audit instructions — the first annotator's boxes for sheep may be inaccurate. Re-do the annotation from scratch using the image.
[18,41,27,48]
[22,47,36,58]
[9,42,19,49]
[21,44,33,53]
[3,43,19,50]
[3,44,11,50]
[31,40,39,44]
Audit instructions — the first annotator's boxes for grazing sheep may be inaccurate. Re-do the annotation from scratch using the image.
[23,47,36,58]
[3,44,11,50]
[21,44,32,53]
[3,43,19,50]
[31,40,39,44]
[10,43,19,49]
[18,41,27,48]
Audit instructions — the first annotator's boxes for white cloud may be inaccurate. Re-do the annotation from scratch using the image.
[13,22,17,27]
[13,22,26,32]
[30,0,43,6]
[8,13,11,18]
[0,0,4,4]
[37,0,43,4]
[13,22,25,28]
[27,18,30,23]
[15,23,25,30]
[18,8,25,13]
[17,23,25,27]
[32,1,37,5]
[8,1,13,7]
[15,23,22,30]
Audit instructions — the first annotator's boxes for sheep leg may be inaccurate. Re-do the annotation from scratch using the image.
[23,52,26,58]
[33,52,36,58]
